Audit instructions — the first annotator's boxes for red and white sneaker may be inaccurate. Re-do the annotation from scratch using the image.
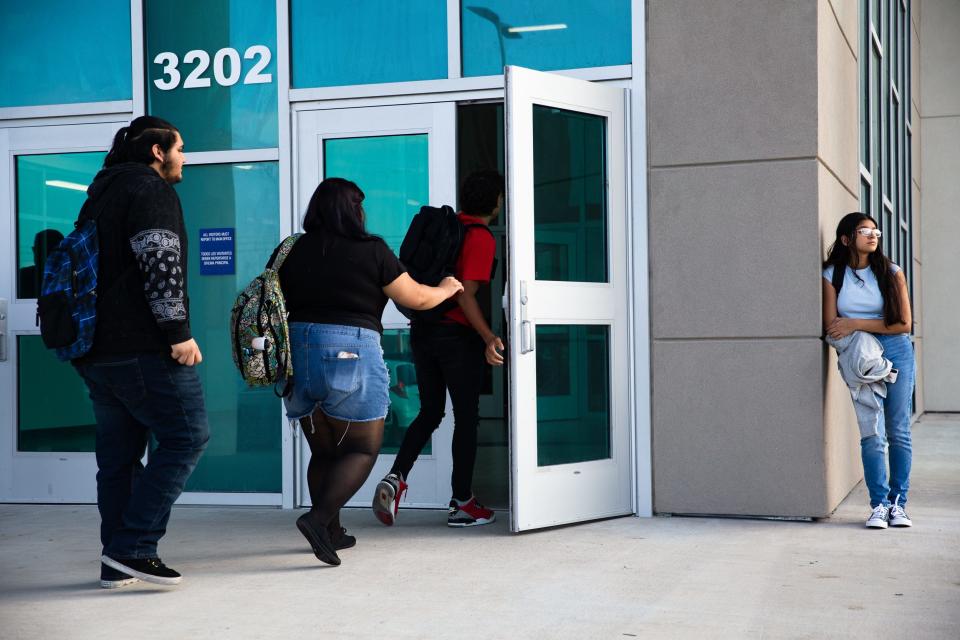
[373,473,407,526]
[447,497,496,527]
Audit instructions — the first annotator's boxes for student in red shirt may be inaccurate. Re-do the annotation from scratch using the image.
[374,170,505,527]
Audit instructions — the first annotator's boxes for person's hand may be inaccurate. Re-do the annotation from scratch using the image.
[827,318,857,340]
[485,335,505,366]
[438,276,464,298]
[171,338,203,366]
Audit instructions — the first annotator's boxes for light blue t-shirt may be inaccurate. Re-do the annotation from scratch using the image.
[823,263,901,319]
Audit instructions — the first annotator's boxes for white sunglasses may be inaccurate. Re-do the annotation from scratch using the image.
[855,227,882,238]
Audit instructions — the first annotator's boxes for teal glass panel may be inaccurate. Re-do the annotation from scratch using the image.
[17,336,96,452]
[323,135,429,254]
[146,0,278,151]
[457,103,506,212]
[291,1,447,88]
[535,325,610,466]
[15,152,105,299]
[324,135,429,457]
[382,330,429,455]
[174,162,281,492]
[0,1,131,107]
[533,105,607,282]
[462,1,630,77]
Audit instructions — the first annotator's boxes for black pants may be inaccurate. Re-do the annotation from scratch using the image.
[391,322,486,501]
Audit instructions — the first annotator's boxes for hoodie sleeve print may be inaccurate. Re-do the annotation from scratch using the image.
[128,180,192,345]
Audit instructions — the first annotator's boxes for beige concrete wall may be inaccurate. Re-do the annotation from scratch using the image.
[912,1,925,416]
[817,0,864,511]
[647,0,865,516]
[920,0,960,411]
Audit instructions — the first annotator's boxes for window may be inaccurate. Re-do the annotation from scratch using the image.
[860,0,912,291]
[0,1,131,108]
[145,0,278,151]
[461,1,631,77]
[291,1,447,88]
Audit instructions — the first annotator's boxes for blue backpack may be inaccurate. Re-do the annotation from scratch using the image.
[37,218,100,361]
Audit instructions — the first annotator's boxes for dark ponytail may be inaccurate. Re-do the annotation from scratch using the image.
[104,116,179,168]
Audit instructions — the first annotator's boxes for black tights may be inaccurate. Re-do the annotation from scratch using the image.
[300,409,384,530]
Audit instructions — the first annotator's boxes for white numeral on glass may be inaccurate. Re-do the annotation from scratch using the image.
[213,47,242,86]
[243,45,273,85]
[153,52,180,91]
[151,46,273,91]
[182,50,212,88]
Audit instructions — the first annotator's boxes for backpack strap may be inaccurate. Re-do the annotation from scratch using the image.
[268,233,303,271]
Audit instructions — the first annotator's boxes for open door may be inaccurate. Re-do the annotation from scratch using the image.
[506,66,632,531]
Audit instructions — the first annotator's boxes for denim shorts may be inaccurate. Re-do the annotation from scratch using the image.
[284,322,390,423]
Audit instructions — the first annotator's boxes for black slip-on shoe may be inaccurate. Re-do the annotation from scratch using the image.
[296,514,341,566]
[101,555,182,586]
[330,525,357,550]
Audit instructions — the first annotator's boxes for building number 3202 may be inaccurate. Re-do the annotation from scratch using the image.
[153,45,273,90]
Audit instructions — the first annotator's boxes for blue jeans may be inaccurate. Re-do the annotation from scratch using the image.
[860,334,915,508]
[75,353,209,559]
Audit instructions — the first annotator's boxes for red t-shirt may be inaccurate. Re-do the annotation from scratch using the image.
[444,213,496,327]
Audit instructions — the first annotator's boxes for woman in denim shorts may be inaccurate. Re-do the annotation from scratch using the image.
[273,178,461,565]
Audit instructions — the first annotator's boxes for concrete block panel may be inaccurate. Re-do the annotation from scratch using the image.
[912,102,921,188]
[822,344,862,511]
[652,339,831,517]
[647,0,817,167]
[912,20,921,115]
[827,0,858,61]
[912,255,923,338]
[818,0,860,195]
[912,181,921,266]
[649,160,821,339]
[919,116,960,410]
[914,336,925,416]
[920,0,960,116]
[818,164,859,262]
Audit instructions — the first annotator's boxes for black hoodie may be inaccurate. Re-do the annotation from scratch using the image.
[74,162,191,360]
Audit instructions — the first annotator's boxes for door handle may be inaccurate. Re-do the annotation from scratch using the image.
[520,320,535,354]
[0,298,7,362]
[519,282,534,354]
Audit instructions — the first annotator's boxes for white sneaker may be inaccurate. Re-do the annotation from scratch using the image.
[888,497,912,527]
[865,504,889,529]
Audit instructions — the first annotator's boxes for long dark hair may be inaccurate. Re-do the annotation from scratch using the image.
[302,178,373,240]
[823,212,903,326]
[104,116,179,168]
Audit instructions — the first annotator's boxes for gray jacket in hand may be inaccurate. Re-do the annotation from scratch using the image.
[826,331,898,438]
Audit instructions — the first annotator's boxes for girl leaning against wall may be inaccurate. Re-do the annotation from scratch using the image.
[822,212,916,529]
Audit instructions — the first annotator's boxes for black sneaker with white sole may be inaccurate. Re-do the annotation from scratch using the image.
[101,555,182,585]
[100,562,139,589]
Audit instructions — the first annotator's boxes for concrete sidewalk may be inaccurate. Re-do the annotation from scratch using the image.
[1,415,958,640]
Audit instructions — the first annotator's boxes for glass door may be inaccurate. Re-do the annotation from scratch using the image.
[0,122,123,502]
[295,103,457,508]
[505,66,632,531]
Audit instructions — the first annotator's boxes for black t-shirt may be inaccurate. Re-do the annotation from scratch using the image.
[272,232,406,333]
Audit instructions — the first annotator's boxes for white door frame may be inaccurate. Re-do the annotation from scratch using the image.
[505,66,633,531]
[0,122,124,502]
[292,103,458,509]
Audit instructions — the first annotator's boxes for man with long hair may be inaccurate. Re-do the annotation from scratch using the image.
[72,116,208,588]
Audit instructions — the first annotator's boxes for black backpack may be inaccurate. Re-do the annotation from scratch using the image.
[396,205,494,322]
